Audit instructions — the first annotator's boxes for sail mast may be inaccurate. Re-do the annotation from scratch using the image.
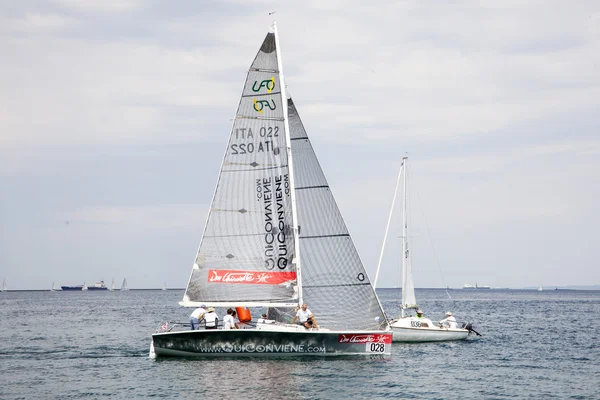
[401,156,408,317]
[273,21,303,307]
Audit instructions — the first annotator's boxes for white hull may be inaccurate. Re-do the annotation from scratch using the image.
[390,318,469,342]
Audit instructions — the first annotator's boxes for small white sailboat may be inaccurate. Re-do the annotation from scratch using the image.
[121,278,129,291]
[538,286,543,292]
[151,23,392,357]
[110,278,116,291]
[374,156,471,342]
[1,279,7,292]
[82,281,88,291]
[51,282,61,291]
[162,282,167,291]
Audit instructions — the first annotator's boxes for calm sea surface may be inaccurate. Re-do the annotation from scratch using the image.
[0,289,598,399]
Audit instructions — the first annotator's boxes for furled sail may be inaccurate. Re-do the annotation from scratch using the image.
[287,97,388,331]
[400,159,418,310]
[401,236,418,309]
[182,33,297,307]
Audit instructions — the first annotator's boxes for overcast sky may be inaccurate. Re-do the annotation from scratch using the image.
[1,1,599,290]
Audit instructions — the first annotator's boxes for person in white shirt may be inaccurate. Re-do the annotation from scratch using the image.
[204,307,219,329]
[222,308,238,330]
[291,303,318,329]
[190,305,206,330]
[439,311,457,329]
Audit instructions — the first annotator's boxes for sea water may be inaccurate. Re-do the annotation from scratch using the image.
[0,289,598,399]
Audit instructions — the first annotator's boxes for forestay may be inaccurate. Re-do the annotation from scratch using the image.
[182,33,298,307]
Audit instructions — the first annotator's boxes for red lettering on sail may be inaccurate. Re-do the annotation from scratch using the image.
[208,270,296,285]
[337,334,392,344]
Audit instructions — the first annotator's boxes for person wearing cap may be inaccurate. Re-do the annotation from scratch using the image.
[439,311,457,329]
[190,305,207,330]
[204,307,219,329]
[415,309,424,319]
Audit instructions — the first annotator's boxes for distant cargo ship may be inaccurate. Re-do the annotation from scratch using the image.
[61,281,108,291]
[463,283,491,290]
[87,281,108,291]
[61,285,83,291]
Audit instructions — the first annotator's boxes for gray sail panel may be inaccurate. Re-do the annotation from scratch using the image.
[184,33,297,305]
[288,98,387,331]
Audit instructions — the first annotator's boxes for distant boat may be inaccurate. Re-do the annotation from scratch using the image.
[538,286,543,292]
[51,282,61,291]
[1,279,7,292]
[61,283,84,291]
[162,282,167,291]
[82,281,88,291]
[374,156,471,342]
[109,278,116,291]
[121,278,129,291]
[463,283,490,290]
[88,280,108,291]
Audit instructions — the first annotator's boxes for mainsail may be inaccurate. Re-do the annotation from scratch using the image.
[182,32,297,307]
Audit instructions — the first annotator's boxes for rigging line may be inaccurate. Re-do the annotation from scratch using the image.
[414,181,452,300]
[290,137,308,141]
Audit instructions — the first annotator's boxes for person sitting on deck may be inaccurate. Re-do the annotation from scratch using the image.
[222,308,238,330]
[189,305,206,330]
[415,309,424,319]
[439,311,457,329]
[291,303,319,329]
[204,307,219,329]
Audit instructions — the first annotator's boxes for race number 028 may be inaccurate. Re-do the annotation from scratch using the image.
[367,343,385,353]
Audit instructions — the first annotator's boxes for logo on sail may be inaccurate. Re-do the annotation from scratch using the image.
[208,270,296,285]
[337,334,392,344]
[253,99,276,114]
[252,77,275,93]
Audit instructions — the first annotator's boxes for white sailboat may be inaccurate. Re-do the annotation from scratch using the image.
[151,23,392,357]
[374,156,471,342]
[537,286,543,292]
[110,278,116,291]
[51,282,61,291]
[82,281,88,291]
[121,278,129,291]
[162,282,167,291]
[1,279,6,292]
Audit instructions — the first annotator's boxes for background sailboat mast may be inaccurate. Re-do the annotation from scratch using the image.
[273,21,303,307]
[401,156,408,318]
